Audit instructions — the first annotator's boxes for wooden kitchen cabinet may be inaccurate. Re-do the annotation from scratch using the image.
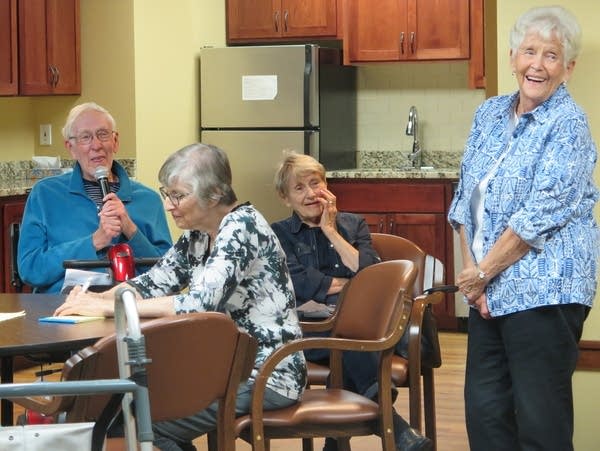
[1,195,29,293]
[0,0,18,95]
[227,0,337,43]
[328,178,458,329]
[345,0,470,63]
[17,0,80,95]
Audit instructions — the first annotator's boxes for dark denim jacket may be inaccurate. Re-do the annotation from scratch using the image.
[271,212,380,305]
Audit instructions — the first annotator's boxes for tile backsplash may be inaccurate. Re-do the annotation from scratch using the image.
[355,61,485,158]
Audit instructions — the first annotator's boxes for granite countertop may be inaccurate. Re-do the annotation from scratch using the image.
[0,159,136,198]
[326,167,459,179]
[0,180,35,197]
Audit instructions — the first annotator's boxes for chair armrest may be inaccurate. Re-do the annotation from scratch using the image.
[299,315,336,333]
[423,284,458,295]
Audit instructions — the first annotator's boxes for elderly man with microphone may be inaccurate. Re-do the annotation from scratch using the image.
[18,102,172,293]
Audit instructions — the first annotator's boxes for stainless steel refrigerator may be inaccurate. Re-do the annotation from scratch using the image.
[199,44,357,222]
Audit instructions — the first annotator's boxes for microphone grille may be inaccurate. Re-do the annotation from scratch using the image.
[94,166,109,181]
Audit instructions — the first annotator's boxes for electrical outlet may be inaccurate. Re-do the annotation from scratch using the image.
[40,124,52,146]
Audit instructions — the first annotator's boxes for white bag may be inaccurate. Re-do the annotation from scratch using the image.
[0,422,104,451]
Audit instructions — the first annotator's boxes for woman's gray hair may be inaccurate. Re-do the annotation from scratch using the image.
[274,150,326,197]
[158,143,237,205]
[62,102,116,140]
[509,6,582,66]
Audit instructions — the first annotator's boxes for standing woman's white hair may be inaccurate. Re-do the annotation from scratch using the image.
[509,5,582,67]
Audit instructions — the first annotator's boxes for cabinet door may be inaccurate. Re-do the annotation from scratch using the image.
[2,198,28,293]
[18,0,80,95]
[346,0,471,63]
[389,213,446,261]
[0,0,18,95]
[281,0,336,38]
[227,0,279,41]
[360,213,388,234]
[346,0,407,62]
[409,0,470,60]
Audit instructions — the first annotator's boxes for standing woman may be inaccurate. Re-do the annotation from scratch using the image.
[448,6,598,451]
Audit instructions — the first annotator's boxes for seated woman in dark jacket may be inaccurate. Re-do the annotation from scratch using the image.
[271,152,432,451]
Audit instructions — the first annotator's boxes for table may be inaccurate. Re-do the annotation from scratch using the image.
[0,293,116,425]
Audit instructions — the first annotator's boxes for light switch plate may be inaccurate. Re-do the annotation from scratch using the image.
[40,124,52,146]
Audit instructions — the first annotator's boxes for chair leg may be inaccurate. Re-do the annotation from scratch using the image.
[207,430,218,451]
[423,368,437,451]
[301,438,314,451]
[337,437,351,451]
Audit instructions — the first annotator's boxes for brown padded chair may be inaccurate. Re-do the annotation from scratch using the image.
[371,233,446,448]
[234,260,432,451]
[12,312,257,451]
[305,233,447,450]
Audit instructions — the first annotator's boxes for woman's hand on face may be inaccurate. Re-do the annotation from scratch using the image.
[318,188,338,230]
[53,285,111,317]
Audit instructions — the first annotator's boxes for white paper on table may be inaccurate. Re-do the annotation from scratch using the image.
[0,310,26,322]
[61,268,112,293]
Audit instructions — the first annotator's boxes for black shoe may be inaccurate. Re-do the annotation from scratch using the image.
[323,437,338,451]
[395,427,433,451]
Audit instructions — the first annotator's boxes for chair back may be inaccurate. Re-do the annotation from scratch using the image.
[371,233,426,297]
[68,313,257,423]
[332,260,417,341]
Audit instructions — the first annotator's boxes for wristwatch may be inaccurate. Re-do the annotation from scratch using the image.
[476,265,487,281]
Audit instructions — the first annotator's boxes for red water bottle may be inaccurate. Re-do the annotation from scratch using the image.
[108,243,136,282]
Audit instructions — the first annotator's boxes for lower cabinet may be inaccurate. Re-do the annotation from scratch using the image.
[1,195,29,293]
[327,178,458,329]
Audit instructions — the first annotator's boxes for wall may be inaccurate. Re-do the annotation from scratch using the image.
[497,2,600,450]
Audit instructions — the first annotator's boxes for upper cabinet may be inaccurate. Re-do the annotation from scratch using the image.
[0,0,80,96]
[227,0,338,43]
[344,0,469,63]
[18,0,81,95]
[0,0,18,95]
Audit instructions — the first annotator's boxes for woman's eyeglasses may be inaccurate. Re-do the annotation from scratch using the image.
[159,187,192,207]
[68,129,115,146]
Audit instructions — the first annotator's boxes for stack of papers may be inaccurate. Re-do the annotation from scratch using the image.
[39,315,105,324]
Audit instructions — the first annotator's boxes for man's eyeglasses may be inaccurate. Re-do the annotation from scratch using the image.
[68,129,115,146]
[159,187,192,207]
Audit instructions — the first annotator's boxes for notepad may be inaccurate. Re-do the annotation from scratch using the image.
[39,315,105,324]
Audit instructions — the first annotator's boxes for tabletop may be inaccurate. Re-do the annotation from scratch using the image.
[0,292,116,425]
[0,293,115,357]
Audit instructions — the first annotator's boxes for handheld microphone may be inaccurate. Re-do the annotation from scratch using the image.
[94,166,111,199]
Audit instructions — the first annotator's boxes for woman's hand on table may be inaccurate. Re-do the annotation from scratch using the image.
[54,285,114,317]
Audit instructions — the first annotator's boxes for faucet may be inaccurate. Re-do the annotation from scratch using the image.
[405,105,422,169]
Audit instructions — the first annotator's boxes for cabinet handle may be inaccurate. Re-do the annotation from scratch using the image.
[48,65,55,87]
[283,10,288,33]
[274,11,279,32]
[389,219,394,231]
[53,66,60,87]
[378,220,384,233]
[410,32,415,54]
[399,32,405,54]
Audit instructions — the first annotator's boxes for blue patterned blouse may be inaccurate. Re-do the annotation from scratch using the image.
[448,84,599,317]
[128,203,306,400]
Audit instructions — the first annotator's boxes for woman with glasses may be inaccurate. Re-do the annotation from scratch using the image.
[18,102,172,293]
[55,143,306,451]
